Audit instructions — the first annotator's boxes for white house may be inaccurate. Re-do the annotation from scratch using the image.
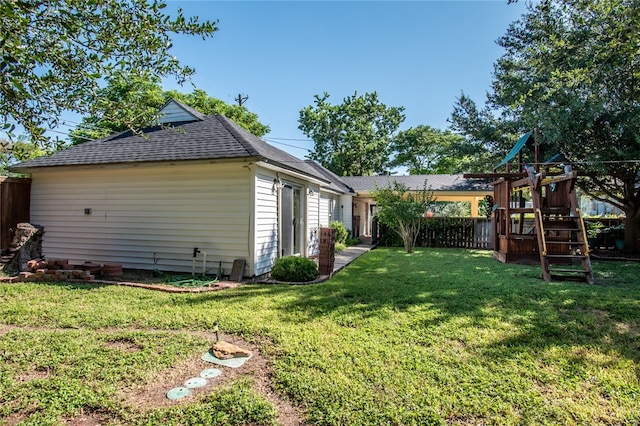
[12,100,354,279]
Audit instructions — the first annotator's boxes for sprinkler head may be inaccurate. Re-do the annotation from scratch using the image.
[213,320,220,343]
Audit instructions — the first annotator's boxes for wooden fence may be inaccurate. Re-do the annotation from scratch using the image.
[378,217,494,250]
[0,177,31,251]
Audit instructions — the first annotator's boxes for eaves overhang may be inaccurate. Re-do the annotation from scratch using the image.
[255,160,330,186]
[9,156,263,175]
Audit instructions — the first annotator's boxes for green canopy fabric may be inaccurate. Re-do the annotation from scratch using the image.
[494,131,533,170]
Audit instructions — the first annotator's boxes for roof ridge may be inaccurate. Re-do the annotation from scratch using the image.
[304,160,354,193]
[11,113,329,185]
[213,115,261,157]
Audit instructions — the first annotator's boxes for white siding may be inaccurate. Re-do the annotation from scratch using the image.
[254,172,278,276]
[157,100,199,124]
[30,162,253,276]
[332,199,340,224]
[319,195,333,228]
[307,184,320,256]
[339,194,353,234]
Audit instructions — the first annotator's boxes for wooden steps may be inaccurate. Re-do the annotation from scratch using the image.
[531,174,594,284]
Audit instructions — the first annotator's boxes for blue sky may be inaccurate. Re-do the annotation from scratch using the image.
[161,1,529,158]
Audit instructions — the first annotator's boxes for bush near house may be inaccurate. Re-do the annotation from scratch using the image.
[270,256,318,282]
[345,237,361,246]
[329,220,349,245]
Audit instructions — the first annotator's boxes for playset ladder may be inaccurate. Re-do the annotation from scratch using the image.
[530,173,594,284]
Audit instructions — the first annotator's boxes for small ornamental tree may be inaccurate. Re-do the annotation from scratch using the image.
[373,181,434,253]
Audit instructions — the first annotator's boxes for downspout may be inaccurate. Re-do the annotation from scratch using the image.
[317,189,321,256]
[245,162,256,277]
[276,174,282,258]
[317,187,321,225]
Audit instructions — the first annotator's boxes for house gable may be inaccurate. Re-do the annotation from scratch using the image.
[157,99,205,124]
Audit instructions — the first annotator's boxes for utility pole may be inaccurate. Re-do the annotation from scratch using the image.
[235,93,248,107]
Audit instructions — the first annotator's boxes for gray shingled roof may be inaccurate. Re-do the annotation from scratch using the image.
[340,174,492,192]
[304,160,354,195]
[11,114,328,182]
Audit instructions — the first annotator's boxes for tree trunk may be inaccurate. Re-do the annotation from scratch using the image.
[624,210,639,254]
[399,221,415,253]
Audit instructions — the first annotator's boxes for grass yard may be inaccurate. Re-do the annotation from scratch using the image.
[1,247,639,425]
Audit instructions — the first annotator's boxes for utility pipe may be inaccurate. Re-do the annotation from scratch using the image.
[201,251,207,275]
[192,247,201,276]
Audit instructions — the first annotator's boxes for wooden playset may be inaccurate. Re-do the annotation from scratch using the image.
[466,131,594,284]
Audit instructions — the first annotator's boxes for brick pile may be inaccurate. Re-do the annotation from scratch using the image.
[18,259,122,282]
[318,227,336,275]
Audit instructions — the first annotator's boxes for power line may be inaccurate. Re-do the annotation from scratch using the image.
[7,119,640,167]
[5,120,94,142]
[263,138,312,152]
[265,136,314,142]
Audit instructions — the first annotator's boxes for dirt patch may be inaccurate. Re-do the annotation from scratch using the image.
[119,331,307,426]
[2,326,307,426]
[3,413,27,426]
[613,321,639,337]
[15,366,51,382]
[62,411,112,426]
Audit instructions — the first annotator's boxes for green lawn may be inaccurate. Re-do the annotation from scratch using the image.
[1,248,639,425]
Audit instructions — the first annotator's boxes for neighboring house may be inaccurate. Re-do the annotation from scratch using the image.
[340,175,493,238]
[11,100,353,279]
[578,193,624,217]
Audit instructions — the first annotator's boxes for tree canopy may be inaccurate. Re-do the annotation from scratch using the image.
[449,93,524,171]
[70,72,270,144]
[450,0,640,252]
[0,136,64,175]
[1,0,217,142]
[166,88,269,137]
[390,125,475,174]
[298,92,405,176]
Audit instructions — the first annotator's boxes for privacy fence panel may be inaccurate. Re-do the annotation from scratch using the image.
[378,217,493,250]
[0,177,32,251]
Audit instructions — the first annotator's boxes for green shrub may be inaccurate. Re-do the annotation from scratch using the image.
[346,237,361,246]
[329,221,350,244]
[271,256,318,282]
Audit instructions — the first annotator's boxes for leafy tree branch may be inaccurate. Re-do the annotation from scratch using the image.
[1,0,218,142]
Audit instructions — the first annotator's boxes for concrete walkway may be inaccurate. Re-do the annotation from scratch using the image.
[331,243,375,276]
